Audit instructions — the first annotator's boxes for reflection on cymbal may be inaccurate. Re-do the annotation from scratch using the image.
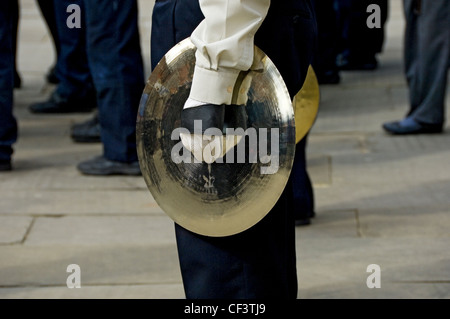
[136,38,295,237]
[293,65,320,143]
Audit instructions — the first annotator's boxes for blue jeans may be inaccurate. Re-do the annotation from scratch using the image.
[0,0,17,162]
[53,0,93,99]
[84,0,144,162]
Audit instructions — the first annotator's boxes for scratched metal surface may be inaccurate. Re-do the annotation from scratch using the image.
[136,38,295,237]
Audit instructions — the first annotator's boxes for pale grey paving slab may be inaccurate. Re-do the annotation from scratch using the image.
[312,64,449,136]
[0,244,182,287]
[298,282,450,299]
[296,237,450,299]
[137,0,154,77]
[16,17,55,75]
[296,209,359,238]
[307,131,450,213]
[0,190,162,215]
[0,283,185,299]
[313,177,450,213]
[0,115,148,191]
[327,150,450,189]
[0,216,34,244]
[308,133,371,156]
[0,164,148,191]
[369,132,450,155]
[338,57,405,89]
[24,215,176,246]
[357,206,450,238]
[311,86,411,134]
[313,84,450,136]
[307,154,332,187]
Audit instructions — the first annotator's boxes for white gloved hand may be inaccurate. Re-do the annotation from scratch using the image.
[180,98,245,164]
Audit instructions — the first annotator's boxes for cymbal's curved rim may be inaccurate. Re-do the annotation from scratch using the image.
[137,38,295,237]
[294,65,320,143]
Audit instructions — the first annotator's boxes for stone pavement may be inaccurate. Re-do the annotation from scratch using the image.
[0,0,449,299]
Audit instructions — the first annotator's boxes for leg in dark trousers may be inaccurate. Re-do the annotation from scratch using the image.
[292,136,315,225]
[83,0,144,164]
[36,0,61,83]
[312,0,341,84]
[52,0,92,100]
[28,0,96,114]
[382,0,450,135]
[11,0,20,88]
[337,0,388,70]
[0,0,17,170]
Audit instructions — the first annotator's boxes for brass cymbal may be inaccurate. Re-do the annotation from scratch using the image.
[293,65,320,143]
[136,38,295,237]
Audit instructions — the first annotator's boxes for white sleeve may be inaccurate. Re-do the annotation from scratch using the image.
[188,0,271,105]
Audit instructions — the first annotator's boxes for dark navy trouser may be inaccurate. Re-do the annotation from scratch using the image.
[53,0,93,99]
[151,0,317,299]
[336,0,388,62]
[1,1,144,163]
[84,0,144,162]
[0,0,17,162]
[57,0,144,162]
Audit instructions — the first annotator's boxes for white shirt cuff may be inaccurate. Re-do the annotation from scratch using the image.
[188,65,241,105]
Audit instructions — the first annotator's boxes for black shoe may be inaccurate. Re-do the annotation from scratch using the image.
[0,160,12,171]
[71,114,101,143]
[382,119,443,135]
[46,66,60,84]
[29,91,96,114]
[340,61,378,71]
[14,70,22,89]
[317,71,341,85]
[295,218,311,226]
[77,156,141,176]
[295,210,315,227]
[338,54,378,71]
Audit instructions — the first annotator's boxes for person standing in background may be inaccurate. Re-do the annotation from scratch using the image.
[76,0,145,175]
[312,0,341,84]
[337,0,389,71]
[28,0,96,114]
[382,0,449,135]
